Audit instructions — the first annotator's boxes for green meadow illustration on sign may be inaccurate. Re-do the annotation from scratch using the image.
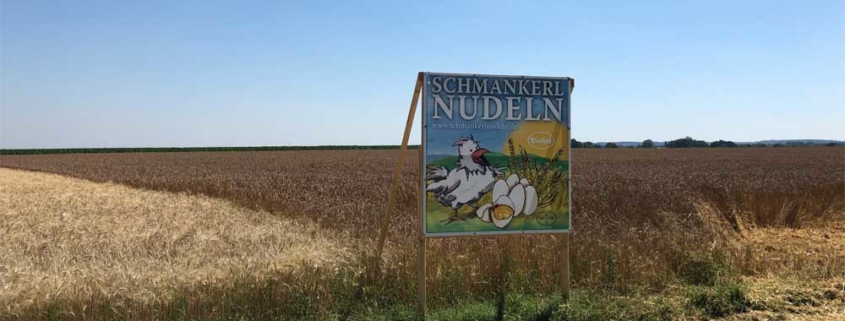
[422,72,572,237]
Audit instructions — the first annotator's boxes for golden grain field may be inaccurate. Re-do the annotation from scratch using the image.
[0,168,353,320]
[0,147,843,320]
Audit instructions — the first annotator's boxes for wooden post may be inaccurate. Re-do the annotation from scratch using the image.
[376,72,423,258]
[417,236,427,315]
[417,123,428,316]
[559,233,571,302]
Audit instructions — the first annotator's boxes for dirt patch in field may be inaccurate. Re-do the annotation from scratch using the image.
[0,168,353,315]
[724,221,845,321]
[727,276,845,321]
[743,220,845,277]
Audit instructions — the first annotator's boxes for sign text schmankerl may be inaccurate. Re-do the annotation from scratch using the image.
[429,76,567,122]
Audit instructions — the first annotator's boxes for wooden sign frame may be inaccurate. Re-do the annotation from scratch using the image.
[377,72,573,315]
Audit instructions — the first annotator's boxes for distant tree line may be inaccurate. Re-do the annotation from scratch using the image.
[665,137,709,148]
[0,145,421,155]
[4,138,840,155]
[570,139,625,149]
[571,137,843,149]
[569,138,670,149]
[709,140,738,148]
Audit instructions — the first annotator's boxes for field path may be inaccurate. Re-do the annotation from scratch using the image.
[0,168,353,315]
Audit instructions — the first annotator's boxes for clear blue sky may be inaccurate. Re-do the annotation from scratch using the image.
[1,0,843,148]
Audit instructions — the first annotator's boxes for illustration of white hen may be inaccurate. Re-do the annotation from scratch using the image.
[426,135,503,223]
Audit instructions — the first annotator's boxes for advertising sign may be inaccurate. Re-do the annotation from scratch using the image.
[422,72,572,237]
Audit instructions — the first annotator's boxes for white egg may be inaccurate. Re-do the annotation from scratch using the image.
[508,184,525,216]
[476,203,493,223]
[491,196,515,228]
[523,186,538,216]
[492,179,510,200]
[506,174,520,188]
[520,178,530,186]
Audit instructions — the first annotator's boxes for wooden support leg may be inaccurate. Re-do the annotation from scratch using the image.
[559,233,571,302]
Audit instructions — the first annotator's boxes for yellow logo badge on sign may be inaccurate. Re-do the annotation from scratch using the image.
[506,121,568,160]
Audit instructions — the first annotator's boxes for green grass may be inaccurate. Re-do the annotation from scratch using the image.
[670,250,732,287]
[12,271,755,321]
[686,281,749,318]
[12,247,758,321]
[346,290,687,321]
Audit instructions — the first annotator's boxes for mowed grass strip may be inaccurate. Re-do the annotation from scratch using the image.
[0,168,353,317]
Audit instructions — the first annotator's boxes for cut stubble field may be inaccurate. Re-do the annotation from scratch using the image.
[1,147,844,320]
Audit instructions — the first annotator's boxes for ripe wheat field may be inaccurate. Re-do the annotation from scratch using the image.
[1,147,843,320]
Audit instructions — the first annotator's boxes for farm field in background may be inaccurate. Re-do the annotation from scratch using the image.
[3,148,842,235]
[1,147,844,320]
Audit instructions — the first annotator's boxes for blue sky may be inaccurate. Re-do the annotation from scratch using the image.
[1,0,843,148]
